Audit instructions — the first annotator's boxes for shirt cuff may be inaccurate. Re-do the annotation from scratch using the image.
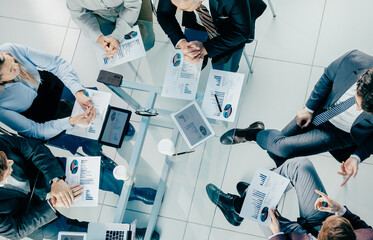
[69,84,85,96]
[60,117,74,130]
[305,107,314,114]
[336,207,347,216]
[350,154,361,164]
[268,232,284,239]
[46,199,56,213]
[176,39,187,49]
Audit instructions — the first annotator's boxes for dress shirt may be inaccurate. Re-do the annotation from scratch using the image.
[0,175,30,195]
[0,43,84,140]
[193,0,211,27]
[329,83,363,133]
[67,0,141,42]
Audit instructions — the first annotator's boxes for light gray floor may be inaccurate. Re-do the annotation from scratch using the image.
[1,0,373,239]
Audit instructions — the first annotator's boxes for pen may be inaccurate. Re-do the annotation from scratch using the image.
[214,93,222,112]
[172,150,195,156]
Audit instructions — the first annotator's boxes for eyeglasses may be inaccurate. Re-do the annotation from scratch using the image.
[135,108,158,117]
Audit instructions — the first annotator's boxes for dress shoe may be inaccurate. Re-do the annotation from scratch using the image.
[129,187,157,205]
[100,153,118,171]
[206,184,243,226]
[236,181,250,197]
[135,228,160,240]
[220,121,265,145]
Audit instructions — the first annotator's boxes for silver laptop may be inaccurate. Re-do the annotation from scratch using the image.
[87,221,136,240]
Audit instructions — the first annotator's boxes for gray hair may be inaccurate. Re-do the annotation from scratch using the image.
[172,0,201,4]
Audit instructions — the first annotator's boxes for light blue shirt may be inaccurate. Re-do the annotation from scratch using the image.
[0,43,85,140]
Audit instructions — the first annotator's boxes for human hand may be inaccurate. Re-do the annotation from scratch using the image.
[338,157,359,187]
[296,108,313,128]
[49,184,84,209]
[75,91,92,109]
[69,106,96,126]
[269,209,281,234]
[104,37,119,57]
[184,41,206,64]
[50,180,74,208]
[97,35,111,50]
[314,189,343,214]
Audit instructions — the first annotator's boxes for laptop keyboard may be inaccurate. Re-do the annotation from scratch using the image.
[105,230,124,240]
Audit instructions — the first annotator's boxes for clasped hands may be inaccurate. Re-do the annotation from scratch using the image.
[97,35,119,58]
[296,108,359,187]
[179,40,207,64]
[269,190,344,234]
[49,179,83,209]
[69,91,96,126]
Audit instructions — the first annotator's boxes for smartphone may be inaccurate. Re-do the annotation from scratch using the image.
[97,70,123,86]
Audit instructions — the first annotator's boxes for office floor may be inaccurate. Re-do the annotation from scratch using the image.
[1,0,373,239]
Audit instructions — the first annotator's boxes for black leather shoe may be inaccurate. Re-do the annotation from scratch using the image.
[206,184,243,226]
[135,228,160,240]
[236,182,250,197]
[129,187,157,205]
[220,121,265,145]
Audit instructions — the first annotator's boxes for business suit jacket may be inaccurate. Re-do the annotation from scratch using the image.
[305,50,373,162]
[271,208,373,240]
[0,135,65,239]
[157,0,266,61]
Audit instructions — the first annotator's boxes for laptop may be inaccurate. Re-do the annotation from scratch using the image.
[87,221,136,240]
[58,232,87,240]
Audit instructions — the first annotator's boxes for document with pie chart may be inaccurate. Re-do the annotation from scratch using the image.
[65,156,101,207]
[202,69,245,122]
[161,49,202,100]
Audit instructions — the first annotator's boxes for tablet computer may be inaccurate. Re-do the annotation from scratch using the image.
[171,101,215,149]
[58,232,87,240]
[98,106,132,148]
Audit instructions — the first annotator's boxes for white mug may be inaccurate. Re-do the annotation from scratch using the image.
[113,165,130,181]
[158,138,176,156]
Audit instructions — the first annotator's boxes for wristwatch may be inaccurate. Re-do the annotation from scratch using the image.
[49,176,65,185]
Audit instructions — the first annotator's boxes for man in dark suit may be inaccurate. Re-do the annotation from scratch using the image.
[0,134,158,239]
[206,157,373,240]
[156,0,267,72]
[220,50,373,186]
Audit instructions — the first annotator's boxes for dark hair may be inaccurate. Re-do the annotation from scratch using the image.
[0,151,8,182]
[318,215,356,240]
[357,68,373,113]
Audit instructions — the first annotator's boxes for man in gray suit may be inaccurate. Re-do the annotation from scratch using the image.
[206,157,373,239]
[220,50,373,186]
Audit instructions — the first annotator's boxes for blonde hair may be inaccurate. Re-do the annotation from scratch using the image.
[0,52,38,87]
[318,215,356,240]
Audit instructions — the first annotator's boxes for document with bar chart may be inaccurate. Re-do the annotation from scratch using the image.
[201,69,245,122]
[66,89,112,140]
[65,156,100,207]
[94,25,146,69]
[239,168,290,226]
[161,49,202,100]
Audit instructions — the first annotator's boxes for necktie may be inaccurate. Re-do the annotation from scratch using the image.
[195,4,219,39]
[312,96,356,126]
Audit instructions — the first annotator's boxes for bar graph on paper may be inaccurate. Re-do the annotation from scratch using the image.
[211,90,225,116]
[251,189,266,219]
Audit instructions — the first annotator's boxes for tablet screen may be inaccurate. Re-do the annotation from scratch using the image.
[173,103,212,146]
[99,107,131,147]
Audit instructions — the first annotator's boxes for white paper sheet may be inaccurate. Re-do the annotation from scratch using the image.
[201,69,244,122]
[239,168,290,226]
[161,49,202,100]
[66,89,111,140]
[94,25,146,69]
[65,156,100,207]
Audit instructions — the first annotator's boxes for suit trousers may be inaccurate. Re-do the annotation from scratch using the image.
[272,157,332,235]
[256,118,356,167]
[184,28,244,73]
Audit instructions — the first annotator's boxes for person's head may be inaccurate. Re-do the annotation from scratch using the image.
[318,215,356,240]
[171,0,202,12]
[0,151,14,183]
[356,68,373,113]
[0,52,36,85]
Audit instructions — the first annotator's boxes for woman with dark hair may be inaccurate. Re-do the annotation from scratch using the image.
[0,43,156,205]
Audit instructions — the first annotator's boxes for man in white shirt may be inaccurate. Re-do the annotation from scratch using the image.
[67,0,155,57]
[220,50,373,186]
